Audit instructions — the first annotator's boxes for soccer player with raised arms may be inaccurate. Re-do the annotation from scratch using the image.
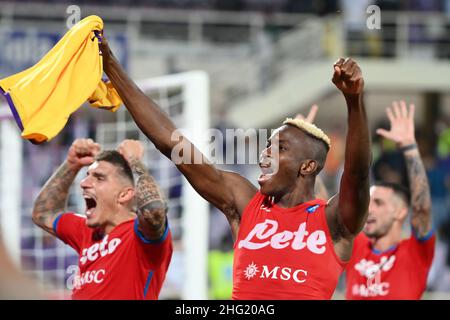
[32,139,172,299]
[100,33,371,299]
[345,101,435,299]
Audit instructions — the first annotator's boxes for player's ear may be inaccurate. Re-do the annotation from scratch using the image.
[299,159,318,176]
[118,187,135,205]
[396,204,408,221]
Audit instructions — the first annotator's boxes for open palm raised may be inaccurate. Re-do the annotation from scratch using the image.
[376,101,416,147]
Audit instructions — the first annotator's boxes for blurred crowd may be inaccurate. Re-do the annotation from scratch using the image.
[1,0,449,14]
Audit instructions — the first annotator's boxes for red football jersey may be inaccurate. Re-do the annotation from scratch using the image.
[54,212,173,300]
[345,232,435,300]
[232,192,346,300]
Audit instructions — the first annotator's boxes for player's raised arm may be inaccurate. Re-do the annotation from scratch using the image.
[118,139,169,241]
[327,58,371,249]
[376,101,432,237]
[99,37,256,237]
[32,139,101,236]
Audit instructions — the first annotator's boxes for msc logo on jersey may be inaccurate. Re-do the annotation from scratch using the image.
[352,256,396,297]
[243,262,308,283]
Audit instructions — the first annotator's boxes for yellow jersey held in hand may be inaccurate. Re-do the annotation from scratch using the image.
[0,15,122,144]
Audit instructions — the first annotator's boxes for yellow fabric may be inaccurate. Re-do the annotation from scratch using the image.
[0,15,122,144]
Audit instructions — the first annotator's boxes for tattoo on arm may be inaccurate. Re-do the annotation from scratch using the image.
[404,149,432,237]
[130,158,147,176]
[32,162,78,234]
[130,158,168,238]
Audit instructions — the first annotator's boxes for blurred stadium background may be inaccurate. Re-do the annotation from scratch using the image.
[0,0,450,299]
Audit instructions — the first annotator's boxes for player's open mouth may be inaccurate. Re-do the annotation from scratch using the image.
[84,194,97,217]
[365,218,376,226]
[258,163,275,184]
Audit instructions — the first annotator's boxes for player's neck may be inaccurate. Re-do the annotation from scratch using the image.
[274,181,315,208]
[103,210,136,234]
[370,227,402,252]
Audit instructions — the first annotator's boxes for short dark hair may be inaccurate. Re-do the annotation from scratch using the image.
[307,136,328,174]
[294,128,329,175]
[95,150,134,185]
[373,181,410,205]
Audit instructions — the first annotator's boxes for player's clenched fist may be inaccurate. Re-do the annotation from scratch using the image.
[117,139,144,164]
[67,138,101,171]
[332,58,364,96]
[98,34,114,71]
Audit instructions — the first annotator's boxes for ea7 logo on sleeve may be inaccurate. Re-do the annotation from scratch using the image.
[80,235,122,265]
[238,219,327,254]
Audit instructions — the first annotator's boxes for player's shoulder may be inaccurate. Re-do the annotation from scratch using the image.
[132,217,172,247]
[60,212,86,218]
[351,232,370,250]
[405,229,436,246]
[56,212,86,225]
[68,213,87,219]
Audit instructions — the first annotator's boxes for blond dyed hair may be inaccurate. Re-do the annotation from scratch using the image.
[283,118,331,149]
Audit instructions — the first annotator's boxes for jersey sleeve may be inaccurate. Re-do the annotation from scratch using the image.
[408,227,436,269]
[133,218,173,269]
[53,212,87,254]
